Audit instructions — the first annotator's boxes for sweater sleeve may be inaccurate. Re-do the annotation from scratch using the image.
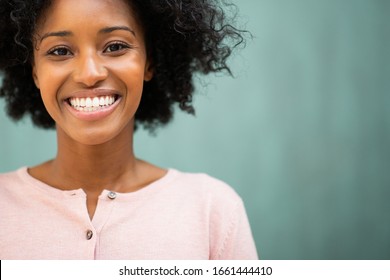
[215,199,259,260]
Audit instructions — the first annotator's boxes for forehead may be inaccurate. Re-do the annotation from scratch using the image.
[35,0,141,34]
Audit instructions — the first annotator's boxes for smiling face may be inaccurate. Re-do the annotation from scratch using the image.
[32,0,152,145]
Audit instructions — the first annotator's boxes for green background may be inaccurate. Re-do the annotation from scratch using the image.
[1,0,389,259]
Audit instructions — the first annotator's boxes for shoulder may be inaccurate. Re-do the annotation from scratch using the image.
[0,168,24,184]
[0,168,30,210]
[168,169,243,204]
[164,169,245,222]
[0,167,30,193]
[167,170,257,259]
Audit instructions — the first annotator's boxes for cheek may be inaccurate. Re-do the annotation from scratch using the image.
[116,59,146,80]
[35,62,67,94]
[35,66,68,118]
[113,60,147,95]
[38,76,61,107]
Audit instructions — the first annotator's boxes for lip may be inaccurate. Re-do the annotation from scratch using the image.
[64,93,122,122]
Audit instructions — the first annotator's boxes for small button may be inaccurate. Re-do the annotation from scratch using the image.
[107,191,117,200]
[86,230,93,240]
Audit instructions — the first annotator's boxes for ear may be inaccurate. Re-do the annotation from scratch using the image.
[32,64,40,89]
[144,60,153,82]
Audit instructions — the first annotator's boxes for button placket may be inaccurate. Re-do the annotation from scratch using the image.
[85,191,116,244]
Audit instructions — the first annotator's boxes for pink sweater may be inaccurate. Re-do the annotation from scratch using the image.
[0,167,258,260]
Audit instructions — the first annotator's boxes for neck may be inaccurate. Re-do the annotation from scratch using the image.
[50,123,138,193]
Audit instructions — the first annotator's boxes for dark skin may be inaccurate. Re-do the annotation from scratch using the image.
[28,0,166,219]
[30,125,166,219]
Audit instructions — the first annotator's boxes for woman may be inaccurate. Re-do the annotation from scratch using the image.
[0,0,258,259]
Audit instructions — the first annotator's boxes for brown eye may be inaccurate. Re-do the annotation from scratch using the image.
[104,42,130,53]
[48,47,72,56]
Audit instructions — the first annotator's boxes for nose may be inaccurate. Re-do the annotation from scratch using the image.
[73,52,108,87]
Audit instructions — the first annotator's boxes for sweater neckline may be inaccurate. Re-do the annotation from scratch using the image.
[17,166,178,200]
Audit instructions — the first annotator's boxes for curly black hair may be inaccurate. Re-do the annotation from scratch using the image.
[0,0,245,130]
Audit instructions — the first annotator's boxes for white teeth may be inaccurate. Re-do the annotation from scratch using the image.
[86,97,92,107]
[92,97,99,107]
[68,95,116,111]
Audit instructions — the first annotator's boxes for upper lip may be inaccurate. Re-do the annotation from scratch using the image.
[63,88,120,100]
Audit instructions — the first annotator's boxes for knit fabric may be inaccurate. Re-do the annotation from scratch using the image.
[0,167,258,260]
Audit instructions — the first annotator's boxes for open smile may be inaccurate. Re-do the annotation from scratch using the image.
[67,95,119,112]
[64,93,121,121]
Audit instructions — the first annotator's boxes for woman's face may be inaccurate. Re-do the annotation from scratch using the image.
[32,0,152,145]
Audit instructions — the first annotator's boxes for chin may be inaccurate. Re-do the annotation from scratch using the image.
[63,126,124,146]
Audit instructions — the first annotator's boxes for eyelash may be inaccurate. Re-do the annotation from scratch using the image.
[104,41,131,53]
[46,41,131,56]
[47,46,72,56]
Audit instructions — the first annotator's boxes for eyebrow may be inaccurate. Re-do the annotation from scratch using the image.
[39,26,135,43]
[40,31,73,42]
[99,26,136,36]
